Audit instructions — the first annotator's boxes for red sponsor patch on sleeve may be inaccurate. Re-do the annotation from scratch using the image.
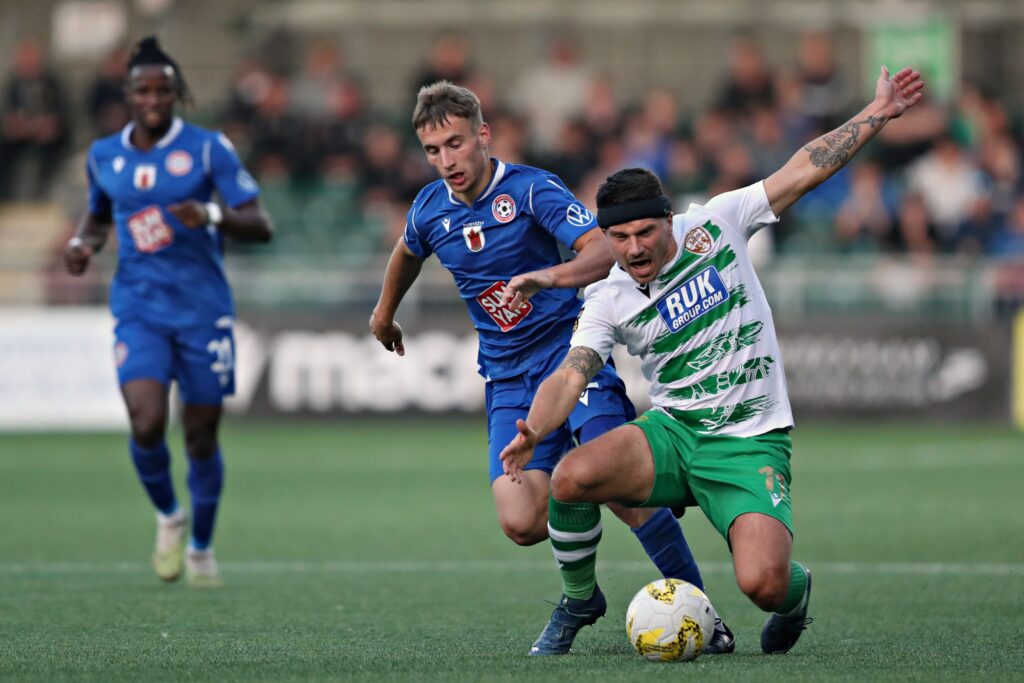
[475,281,533,332]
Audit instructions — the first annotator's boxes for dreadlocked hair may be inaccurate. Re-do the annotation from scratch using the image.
[127,36,194,107]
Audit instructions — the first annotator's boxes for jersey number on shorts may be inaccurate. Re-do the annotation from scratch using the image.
[127,206,174,253]
[207,336,234,386]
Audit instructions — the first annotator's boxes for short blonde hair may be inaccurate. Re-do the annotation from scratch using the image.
[412,81,483,131]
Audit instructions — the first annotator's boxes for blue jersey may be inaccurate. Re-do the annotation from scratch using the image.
[403,160,597,379]
[86,117,260,329]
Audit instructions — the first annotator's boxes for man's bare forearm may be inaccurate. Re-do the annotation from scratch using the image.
[524,346,604,440]
[766,103,889,216]
[546,237,615,289]
[72,213,113,251]
[373,239,423,322]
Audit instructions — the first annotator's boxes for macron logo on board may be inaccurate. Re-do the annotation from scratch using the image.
[656,266,729,332]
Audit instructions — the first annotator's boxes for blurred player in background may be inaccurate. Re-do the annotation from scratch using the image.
[371,81,733,655]
[63,36,273,587]
[502,66,924,654]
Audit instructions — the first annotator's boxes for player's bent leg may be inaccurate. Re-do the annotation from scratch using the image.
[182,404,225,587]
[729,513,792,609]
[122,379,169,449]
[550,425,655,506]
[491,469,550,546]
[729,512,812,654]
[122,380,185,581]
[530,493,606,656]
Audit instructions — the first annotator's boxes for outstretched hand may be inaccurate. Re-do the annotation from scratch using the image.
[499,271,553,310]
[499,418,538,484]
[874,66,925,120]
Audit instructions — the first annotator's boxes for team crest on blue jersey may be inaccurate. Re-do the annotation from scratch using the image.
[492,194,516,223]
[656,265,729,332]
[463,222,485,252]
[165,150,192,176]
[134,164,157,190]
[113,157,125,174]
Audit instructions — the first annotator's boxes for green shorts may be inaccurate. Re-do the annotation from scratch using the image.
[631,409,794,541]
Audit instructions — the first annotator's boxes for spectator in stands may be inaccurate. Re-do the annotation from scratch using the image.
[0,38,70,200]
[581,76,622,147]
[412,32,476,94]
[989,196,1024,257]
[511,34,593,154]
[833,162,899,253]
[715,36,776,120]
[906,135,989,252]
[543,118,594,191]
[796,31,849,132]
[86,46,130,138]
[896,192,938,255]
[247,76,304,180]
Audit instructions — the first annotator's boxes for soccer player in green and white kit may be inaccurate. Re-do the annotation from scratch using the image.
[501,66,924,654]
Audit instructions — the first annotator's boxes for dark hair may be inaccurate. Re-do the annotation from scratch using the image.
[596,168,666,208]
[126,36,193,106]
[412,80,482,131]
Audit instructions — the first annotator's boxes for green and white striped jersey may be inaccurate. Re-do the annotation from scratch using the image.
[571,182,793,437]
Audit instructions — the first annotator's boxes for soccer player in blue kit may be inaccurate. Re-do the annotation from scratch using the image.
[63,37,273,587]
[371,81,732,654]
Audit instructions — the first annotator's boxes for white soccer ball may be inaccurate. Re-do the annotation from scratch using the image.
[625,578,716,662]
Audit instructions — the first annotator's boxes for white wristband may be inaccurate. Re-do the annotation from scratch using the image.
[205,202,223,225]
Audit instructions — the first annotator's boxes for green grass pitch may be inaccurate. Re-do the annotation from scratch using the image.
[1,419,1022,682]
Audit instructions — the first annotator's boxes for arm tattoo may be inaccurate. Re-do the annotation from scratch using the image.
[803,114,889,168]
[560,346,604,383]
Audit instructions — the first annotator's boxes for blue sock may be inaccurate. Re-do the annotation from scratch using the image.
[632,507,704,589]
[187,449,224,550]
[129,440,177,515]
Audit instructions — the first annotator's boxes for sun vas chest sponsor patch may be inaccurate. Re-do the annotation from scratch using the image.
[475,280,533,332]
[655,265,729,332]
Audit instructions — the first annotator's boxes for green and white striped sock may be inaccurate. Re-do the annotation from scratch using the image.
[547,496,602,600]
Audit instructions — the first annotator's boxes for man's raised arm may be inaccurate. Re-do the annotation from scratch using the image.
[764,66,924,217]
[499,346,605,482]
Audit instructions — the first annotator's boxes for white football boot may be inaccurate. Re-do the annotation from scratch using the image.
[152,509,187,582]
[185,547,224,588]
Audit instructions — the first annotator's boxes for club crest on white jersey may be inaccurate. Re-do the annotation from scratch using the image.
[684,226,713,254]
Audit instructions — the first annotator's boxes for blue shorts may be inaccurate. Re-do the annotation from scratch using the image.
[114,317,236,405]
[486,347,635,482]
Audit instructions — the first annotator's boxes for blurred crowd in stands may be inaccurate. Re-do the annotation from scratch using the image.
[3,31,1024,267]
